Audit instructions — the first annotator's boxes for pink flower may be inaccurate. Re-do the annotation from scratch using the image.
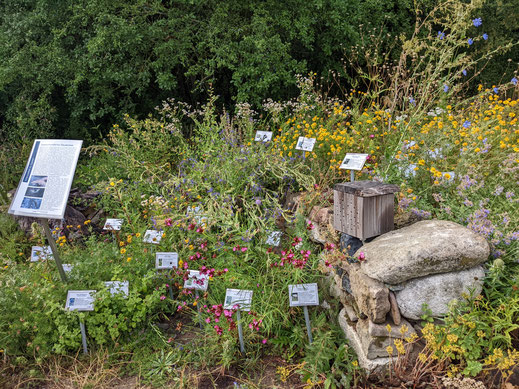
[241,247,248,252]
[205,317,211,323]
[165,218,172,226]
[358,252,365,261]
[262,339,267,344]
[160,295,166,300]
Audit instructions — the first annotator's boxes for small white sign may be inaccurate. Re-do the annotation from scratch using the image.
[65,290,96,311]
[339,153,369,171]
[224,289,253,311]
[289,283,319,307]
[104,281,129,297]
[155,252,179,269]
[143,230,162,244]
[266,231,282,246]
[31,246,53,262]
[254,131,273,143]
[295,137,316,152]
[183,270,209,291]
[103,218,123,231]
[63,264,74,274]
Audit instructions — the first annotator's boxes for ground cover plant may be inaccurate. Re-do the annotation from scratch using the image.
[1,1,519,388]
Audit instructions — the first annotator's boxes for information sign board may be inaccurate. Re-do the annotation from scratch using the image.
[254,131,273,143]
[103,219,123,231]
[295,137,316,152]
[288,283,319,307]
[104,281,129,297]
[183,270,209,291]
[339,153,369,171]
[155,252,179,269]
[65,290,96,311]
[224,289,253,311]
[9,139,82,219]
[143,230,162,244]
[31,246,53,262]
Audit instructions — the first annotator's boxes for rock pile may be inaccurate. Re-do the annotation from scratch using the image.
[329,220,490,371]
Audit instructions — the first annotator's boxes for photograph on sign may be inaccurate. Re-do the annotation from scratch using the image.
[8,140,83,219]
[295,137,316,152]
[65,290,96,311]
[265,231,282,246]
[339,153,369,171]
[183,270,209,291]
[224,289,253,311]
[155,252,179,269]
[103,218,123,231]
[63,264,74,274]
[288,283,319,307]
[254,131,273,143]
[143,230,162,244]
[104,281,129,297]
[31,246,53,262]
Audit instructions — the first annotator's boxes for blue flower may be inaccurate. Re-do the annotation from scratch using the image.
[512,77,518,85]
[468,38,474,45]
[443,84,449,92]
[409,96,416,105]
[462,69,467,76]
[482,33,488,40]
[463,121,471,128]
[472,18,482,27]
[437,31,445,40]
[493,87,499,94]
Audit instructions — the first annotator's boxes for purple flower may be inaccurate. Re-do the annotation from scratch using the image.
[512,77,518,85]
[482,33,488,40]
[472,18,482,27]
[409,96,416,105]
[463,121,471,128]
[255,199,262,206]
[468,38,474,45]
[443,84,449,92]
[437,31,445,40]
[493,87,499,94]
[462,69,467,76]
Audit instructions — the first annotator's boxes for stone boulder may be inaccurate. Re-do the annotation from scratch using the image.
[357,220,490,284]
[395,266,485,320]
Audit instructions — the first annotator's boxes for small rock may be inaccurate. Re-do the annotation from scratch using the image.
[388,291,401,325]
[339,233,363,257]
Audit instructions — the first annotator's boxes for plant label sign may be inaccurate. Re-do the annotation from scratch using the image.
[8,139,83,219]
[143,230,162,244]
[155,252,179,269]
[288,283,319,307]
[224,289,253,311]
[183,270,209,291]
[254,131,273,143]
[31,245,53,262]
[265,231,282,246]
[103,219,123,231]
[65,290,96,311]
[295,137,316,152]
[63,264,74,274]
[104,281,129,297]
[339,153,369,171]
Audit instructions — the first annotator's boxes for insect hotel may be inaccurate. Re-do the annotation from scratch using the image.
[333,181,400,240]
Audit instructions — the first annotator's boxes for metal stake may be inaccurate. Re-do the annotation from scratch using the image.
[236,309,245,353]
[168,285,174,300]
[79,318,88,354]
[40,219,67,283]
[350,170,355,182]
[304,306,313,344]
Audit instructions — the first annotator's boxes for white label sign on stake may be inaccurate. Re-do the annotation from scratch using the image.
[183,270,209,291]
[265,231,282,246]
[104,281,129,297]
[155,252,179,269]
[143,230,162,244]
[295,137,316,152]
[8,139,83,219]
[103,219,123,231]
[65,290,96,311]
[31,246,53,262]
[339,153,369,171]
[254,131,273,143]
[288,283,319,307]
[224,289,253,311]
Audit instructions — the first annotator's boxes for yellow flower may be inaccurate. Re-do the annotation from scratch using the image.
[386,324,392,333]
[136,233,141,238]
[127,257,132,262]
[386,345,394,355]
[110,182,115,186]
[352,360,358,367]
[120,248,126,254]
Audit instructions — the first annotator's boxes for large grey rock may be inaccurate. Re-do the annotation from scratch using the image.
[356,317,416,359]
[347,263,390,323]
[395,266,485,320]
[357,220,490,284]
